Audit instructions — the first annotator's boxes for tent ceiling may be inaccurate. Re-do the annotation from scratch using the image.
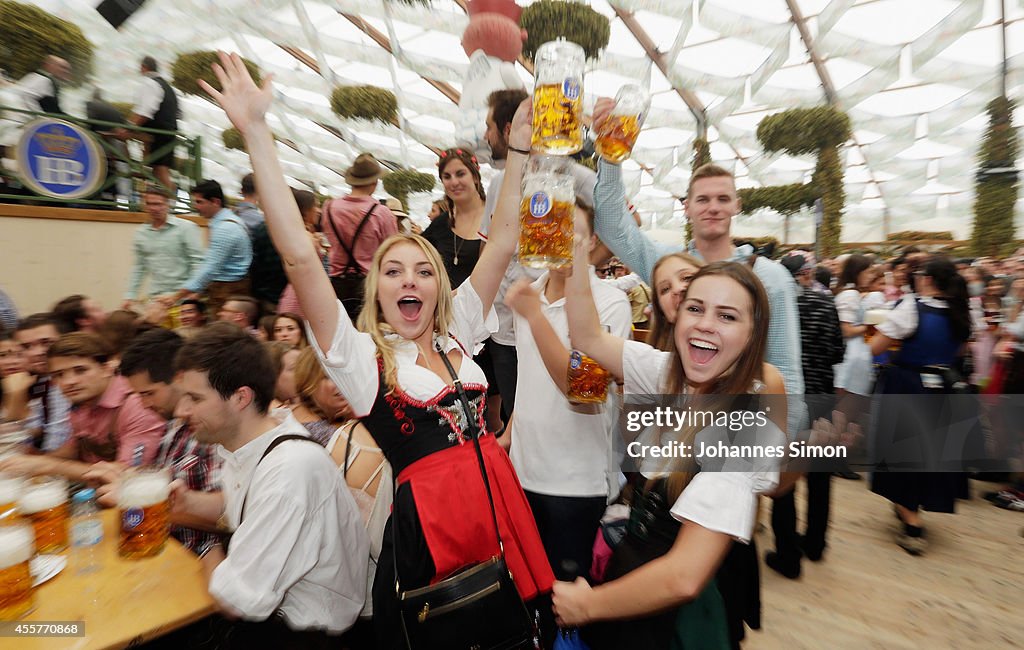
[24,0,1024,242]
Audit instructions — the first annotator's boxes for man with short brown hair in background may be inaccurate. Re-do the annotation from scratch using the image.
[162,179,253,316]
[217,295,260,332]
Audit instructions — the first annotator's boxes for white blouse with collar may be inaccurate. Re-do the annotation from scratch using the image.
[307,279,498,417]
[620,339,784,544]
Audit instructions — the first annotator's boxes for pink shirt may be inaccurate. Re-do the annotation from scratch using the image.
[69,375,166,465]
[322,196,397,276]
[276,284,303,319]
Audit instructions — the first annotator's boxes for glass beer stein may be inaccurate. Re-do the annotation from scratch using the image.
[18,477,68,554]
[119,467,171,559]
[0,474,24,522]
[567,350,611,405]
[532,39,585,155]
[519,155,575,269]
[0,524,35,620]
[595,84,650,164]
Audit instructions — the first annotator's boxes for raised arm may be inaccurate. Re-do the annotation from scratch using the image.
[469,98,531,314]
[565,236,625,380]
[591,99,679,282]
[505,280,570,394]
[198,52,337,351]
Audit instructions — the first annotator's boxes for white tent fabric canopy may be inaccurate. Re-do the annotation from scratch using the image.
[20,0,1024,243]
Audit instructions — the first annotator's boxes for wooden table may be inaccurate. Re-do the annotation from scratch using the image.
[19,509,217,649]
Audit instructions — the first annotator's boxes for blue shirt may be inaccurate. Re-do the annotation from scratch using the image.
[184,208,253,292]
[593,159,806,432]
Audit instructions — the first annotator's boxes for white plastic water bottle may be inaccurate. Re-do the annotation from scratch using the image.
[70,488,103,575]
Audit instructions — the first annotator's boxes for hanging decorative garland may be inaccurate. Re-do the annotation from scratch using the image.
[222,127,245,151]
[520,0,611,63]
[971,96,1019,257]
[172,51,261,97]
[330,86,399,125]
[742,106,851,256]
[887,231,954,242]
[382,169,436,210]
[0,0,93,84]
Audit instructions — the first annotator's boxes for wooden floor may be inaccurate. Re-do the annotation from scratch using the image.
[746,478,1024,649]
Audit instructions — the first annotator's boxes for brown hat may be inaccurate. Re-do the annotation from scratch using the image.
[384,197,408,218]
[345,153,383,187]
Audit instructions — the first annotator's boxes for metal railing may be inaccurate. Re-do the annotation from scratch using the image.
[0,105,202,212]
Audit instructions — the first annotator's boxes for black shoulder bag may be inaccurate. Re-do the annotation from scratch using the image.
[393,341,534,650]
[326,200,377,320]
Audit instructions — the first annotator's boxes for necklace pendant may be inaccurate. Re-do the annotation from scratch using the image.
[454,255,459,266]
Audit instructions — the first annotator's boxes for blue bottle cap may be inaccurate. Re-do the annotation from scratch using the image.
[73,488,96,502]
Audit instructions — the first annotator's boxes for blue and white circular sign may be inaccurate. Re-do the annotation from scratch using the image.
[529,192,552,218]
[569,350,583,369]
[123,507,144,530]
[562,78,581,101]
[16,118,107,200]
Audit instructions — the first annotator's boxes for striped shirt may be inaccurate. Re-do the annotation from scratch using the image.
[156,418,222,555]
[183,208,252,292]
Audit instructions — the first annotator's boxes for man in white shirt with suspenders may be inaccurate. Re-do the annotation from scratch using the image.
[172,324,367,647]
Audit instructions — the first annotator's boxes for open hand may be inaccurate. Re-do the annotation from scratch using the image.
[198,51,274,137]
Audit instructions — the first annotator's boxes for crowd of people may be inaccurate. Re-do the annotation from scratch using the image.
[0,51,1022,649]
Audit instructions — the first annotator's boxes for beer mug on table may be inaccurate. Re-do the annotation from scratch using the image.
[119,467,171,559]
[0,474,24,521]
[0,524,35,620]
[18,477,68,554]
[0,421,31,461]
[567,349,611,405]
[595,84,649,164]
[518,155,575,269]
[532,39,585,155]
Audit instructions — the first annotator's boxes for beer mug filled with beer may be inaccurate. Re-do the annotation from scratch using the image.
[18,477,68,554]
[519,155,576,268]
[532,39,585,155]
[119,467,171,559]
[0,474,24,521]
[0,524,35,620]
[567,349,611,405]
[595,84,650,164]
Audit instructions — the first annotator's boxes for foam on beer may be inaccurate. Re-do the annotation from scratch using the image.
[120,472,170,508]
[18,481,66,514]
[0,526,34,569]
[0,476,23,506]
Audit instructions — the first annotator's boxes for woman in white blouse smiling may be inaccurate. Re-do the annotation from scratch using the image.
[545,237,787,649]
[200,53,554,647]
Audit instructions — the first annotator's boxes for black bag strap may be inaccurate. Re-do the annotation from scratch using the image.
[392,340,505,594]
[326,200,377,277]
[239,434,317,525]
[340,421,357,480]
